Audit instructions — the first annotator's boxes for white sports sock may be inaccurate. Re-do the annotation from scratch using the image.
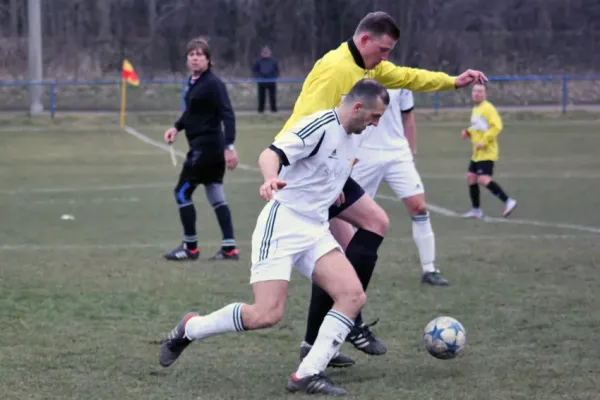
[412,213,436,274]
[184,302,245,341]
[295,310,354,379]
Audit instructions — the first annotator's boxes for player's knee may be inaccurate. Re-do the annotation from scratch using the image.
[477,175,491,186]
[348,289,367,313]
[466,173,477,185]
[355,204,389,237]
[205,183,227,209]
[336,287,367,313]
[174,183,192,205]
[408,200,428,216]
[370,208,390,237]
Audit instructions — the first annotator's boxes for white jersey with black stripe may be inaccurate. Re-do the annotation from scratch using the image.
[270,109,361,222]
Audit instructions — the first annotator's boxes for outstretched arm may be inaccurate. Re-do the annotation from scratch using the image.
[374,61,488,91]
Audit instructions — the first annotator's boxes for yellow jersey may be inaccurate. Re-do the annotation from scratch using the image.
[276,39,457,138]
[467,100,503,162]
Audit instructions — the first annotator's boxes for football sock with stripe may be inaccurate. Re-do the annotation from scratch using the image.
[214,204,236,252]
[412,212,436,274]
[184,303,246,340]
[304,229,383,344]
[295,310,354,378]
[205,183,236,252]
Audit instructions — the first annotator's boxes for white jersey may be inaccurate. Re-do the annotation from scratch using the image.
[270,109,360,222]
[360,89,414,158]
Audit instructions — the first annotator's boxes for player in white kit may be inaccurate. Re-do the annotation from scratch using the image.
[350,89,449,285]
[158,79,390,396]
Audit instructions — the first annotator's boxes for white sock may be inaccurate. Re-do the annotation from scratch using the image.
[412,213,436,274]
[295,310,354,379]
[184,302,245,341]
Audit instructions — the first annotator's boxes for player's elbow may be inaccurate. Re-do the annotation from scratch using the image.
[258,147,279,167]
[258,148,272,162]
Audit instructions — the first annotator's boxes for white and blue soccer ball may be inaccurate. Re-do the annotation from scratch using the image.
[423,316,467,359]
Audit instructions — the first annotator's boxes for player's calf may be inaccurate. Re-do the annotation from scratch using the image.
[239,280,288,330]
[159,281,288,368]
[205,183,239,257]
[238,301,286,330]
[293,250,364,390]
[402,194,449,286]
[165,179,200,259]
[479,175,517,217]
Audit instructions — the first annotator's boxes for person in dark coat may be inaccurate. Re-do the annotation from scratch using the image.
[163,38,240,262]
[253,46,279,113]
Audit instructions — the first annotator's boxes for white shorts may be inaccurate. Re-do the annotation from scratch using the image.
[250,200,342,284]
[351,148,425,199]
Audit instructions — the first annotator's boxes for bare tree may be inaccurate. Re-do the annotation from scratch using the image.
[1,0,599,79]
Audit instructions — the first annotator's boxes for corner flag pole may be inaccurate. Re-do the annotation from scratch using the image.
[120,59,139,127]
[120,77,127,127]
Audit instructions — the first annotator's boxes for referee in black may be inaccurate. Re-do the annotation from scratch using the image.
[163,38,239,261]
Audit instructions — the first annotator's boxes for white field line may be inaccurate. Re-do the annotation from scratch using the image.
[4,125,598,237]
[123,125,259,171]
[0,178,261,195]
[30,196,141,205]
[0,234,596,252]
[376,194,600,234]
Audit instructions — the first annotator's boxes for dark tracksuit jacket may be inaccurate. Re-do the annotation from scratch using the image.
[174,68,236,151]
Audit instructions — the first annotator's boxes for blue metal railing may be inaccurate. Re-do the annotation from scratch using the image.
[2,75,599,117]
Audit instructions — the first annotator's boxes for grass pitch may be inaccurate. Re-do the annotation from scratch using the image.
[1,111,599,399]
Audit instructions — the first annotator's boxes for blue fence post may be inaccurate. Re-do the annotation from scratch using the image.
[181,80,187,112]
[561,76,568,114]
[50,82,56,119]
[434,92,440,114]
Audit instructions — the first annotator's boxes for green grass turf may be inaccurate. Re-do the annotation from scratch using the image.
[0,112,599,399]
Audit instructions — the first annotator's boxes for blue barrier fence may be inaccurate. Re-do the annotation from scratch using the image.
[1,75,599,117]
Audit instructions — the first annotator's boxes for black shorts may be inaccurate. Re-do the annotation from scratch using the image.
[328,177,366,220]
[179,147,225,185]
[468,160,495,176]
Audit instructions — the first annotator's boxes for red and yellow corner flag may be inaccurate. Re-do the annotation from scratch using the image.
[120,59,140,127]
[121,59,140,86]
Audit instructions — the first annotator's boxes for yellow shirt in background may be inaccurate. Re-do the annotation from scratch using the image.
[467,100,503,161]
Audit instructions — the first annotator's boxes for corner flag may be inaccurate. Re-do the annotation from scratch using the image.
[120,59,140,127]
[122,59,140,86]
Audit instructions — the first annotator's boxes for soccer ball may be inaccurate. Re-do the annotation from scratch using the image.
[423,316,467,359]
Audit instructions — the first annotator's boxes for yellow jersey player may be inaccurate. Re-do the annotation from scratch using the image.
[461,83,517,219]
[285,12,489,369]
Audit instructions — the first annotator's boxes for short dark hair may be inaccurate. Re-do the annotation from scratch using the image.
[344,79,390,107]
[355,12,400,40]
[186,37,212,67]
